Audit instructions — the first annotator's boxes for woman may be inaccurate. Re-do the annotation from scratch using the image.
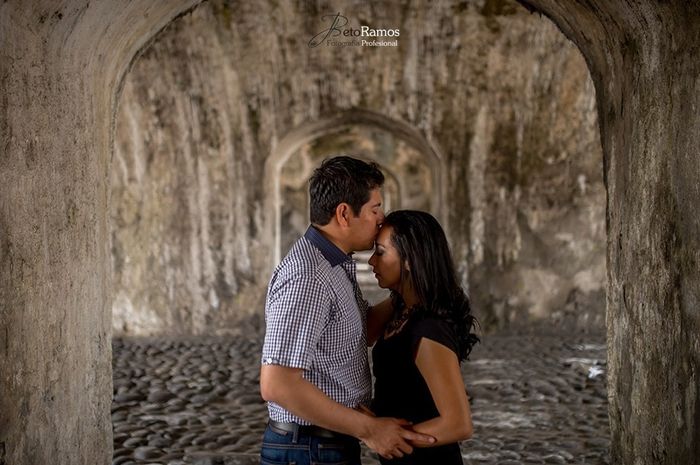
[367,210,479,464]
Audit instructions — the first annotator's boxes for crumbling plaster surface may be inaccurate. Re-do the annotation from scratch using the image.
[113,0,605,335]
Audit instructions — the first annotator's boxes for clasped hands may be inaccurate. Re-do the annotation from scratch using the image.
[355,404,436,459]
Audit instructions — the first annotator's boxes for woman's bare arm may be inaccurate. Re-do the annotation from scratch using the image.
[410,338,473,446]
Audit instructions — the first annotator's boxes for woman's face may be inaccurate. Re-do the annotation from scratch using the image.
[368,225,404,292]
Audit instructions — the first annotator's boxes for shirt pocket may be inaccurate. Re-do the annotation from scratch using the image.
[317,299,364,368]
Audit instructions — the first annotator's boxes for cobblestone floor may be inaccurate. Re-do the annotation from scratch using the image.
[112,320,610,465]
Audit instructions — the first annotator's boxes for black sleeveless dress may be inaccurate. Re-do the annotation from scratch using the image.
[371,315,464,465]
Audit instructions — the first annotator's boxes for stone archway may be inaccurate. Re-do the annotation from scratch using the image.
[1,2,698,464]
[265,109,445,259]
[265,109,445,301]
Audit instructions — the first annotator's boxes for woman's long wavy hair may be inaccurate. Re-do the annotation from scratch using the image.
[383,210,479,361]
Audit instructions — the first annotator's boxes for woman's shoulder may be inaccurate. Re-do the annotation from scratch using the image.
[411,312,453,328]
[410,313,459,354]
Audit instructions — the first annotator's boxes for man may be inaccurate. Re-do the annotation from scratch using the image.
[260,156,434,464]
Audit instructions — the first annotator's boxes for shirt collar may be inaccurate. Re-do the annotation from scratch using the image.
[304,225,352,267]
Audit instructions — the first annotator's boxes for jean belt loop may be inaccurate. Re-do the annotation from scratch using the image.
[292,423,299,443]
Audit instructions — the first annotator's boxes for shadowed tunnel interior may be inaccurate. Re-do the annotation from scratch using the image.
[109,2,607,463]
[1,1,698,464]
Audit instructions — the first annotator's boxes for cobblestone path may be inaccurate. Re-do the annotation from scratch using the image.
[112,322,609,465]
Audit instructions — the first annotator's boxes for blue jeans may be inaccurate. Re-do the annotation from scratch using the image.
[260,423,361,465]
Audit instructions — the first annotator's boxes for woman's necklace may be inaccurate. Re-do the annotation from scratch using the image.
[384,305,413,338]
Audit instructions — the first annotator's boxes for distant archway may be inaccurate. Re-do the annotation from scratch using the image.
[265,109,446,267]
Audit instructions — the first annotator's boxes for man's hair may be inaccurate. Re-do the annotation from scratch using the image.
[309,156,385,225]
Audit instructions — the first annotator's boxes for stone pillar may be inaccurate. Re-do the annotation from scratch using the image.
[604,14,700,465]
[521,1,700,462]
[0,2,200,464]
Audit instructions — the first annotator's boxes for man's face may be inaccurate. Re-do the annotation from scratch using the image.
[347,188,384,252]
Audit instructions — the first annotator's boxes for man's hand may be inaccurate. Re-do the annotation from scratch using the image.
[359,417,435,459]
[260,365,435,459]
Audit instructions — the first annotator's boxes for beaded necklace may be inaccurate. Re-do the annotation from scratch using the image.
[384,305,414,338]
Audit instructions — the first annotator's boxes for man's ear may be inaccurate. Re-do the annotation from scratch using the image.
[335,203,351,227]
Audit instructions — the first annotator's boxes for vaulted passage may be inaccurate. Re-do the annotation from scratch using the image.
[111,0,605,337]
[1,1,699,464]
[109,2,608,463]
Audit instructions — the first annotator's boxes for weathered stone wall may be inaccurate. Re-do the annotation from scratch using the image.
[113,0,605,335]
[0,2,202,464]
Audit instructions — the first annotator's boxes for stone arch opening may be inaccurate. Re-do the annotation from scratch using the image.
[111,1,607,339]
[110,0,607,460]
[108,1,606,340]
[105,3,610,463]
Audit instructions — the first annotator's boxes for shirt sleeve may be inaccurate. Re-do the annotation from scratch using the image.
[411,316,459,357]
[261,266,332,370]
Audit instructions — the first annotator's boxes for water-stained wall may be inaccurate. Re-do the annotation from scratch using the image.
[112,0,604,335]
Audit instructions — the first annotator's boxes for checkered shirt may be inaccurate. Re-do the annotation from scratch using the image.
[261,226,371,425]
